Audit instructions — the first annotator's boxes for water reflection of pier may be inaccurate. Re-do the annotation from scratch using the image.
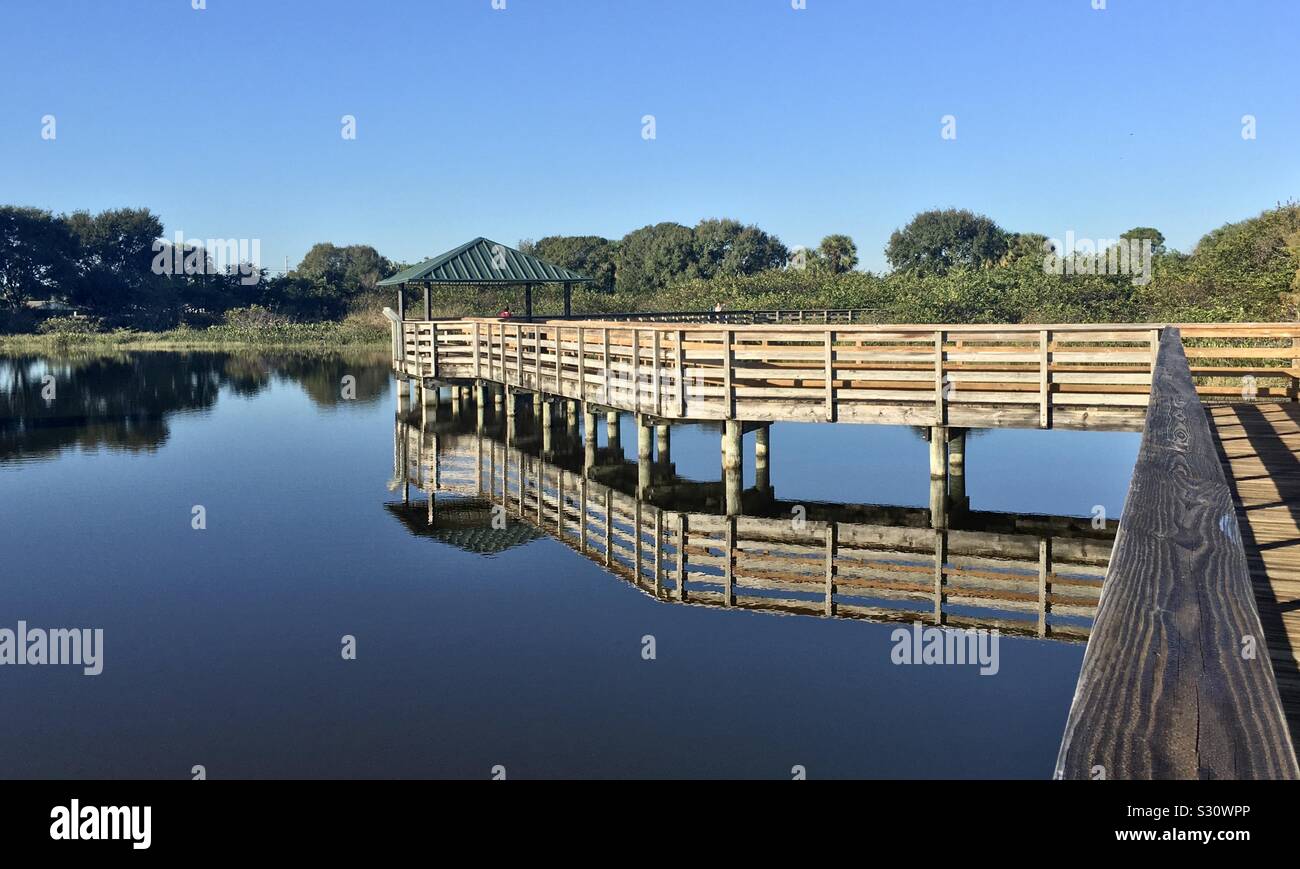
[390,406,1112,642]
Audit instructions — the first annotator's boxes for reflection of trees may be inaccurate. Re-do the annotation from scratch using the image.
[0,349,391,462]
[270,351,390,407]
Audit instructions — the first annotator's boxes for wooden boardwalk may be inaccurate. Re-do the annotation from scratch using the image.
[387,312,1300,777]
[1208,402,1300,745]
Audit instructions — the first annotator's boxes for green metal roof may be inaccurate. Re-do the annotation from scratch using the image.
[377,237,592,286]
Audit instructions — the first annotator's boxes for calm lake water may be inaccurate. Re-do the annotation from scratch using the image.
[0,351,1139,779]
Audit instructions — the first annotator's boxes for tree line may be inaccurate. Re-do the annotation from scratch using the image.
[2,202,1297,332]
[518,219,859,293]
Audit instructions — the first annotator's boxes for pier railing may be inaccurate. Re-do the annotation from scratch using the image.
[548,307,883,325]
[395,319,1164,430]
[1055,327,1299,779]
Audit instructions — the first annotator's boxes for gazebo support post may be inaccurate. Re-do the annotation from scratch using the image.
[524,284,534,322]
[563,281,572,318]
[423,282,431,320]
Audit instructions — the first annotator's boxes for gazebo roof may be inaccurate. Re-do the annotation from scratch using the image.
[377,237,592,286]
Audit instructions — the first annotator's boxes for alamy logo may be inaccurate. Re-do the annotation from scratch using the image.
[891,622,1000,675]
[1042,232,1153,286]
[0,621,103,675]
[50,800,150,850]
[151,231,262,286]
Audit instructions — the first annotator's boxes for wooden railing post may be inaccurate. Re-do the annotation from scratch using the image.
[631,328,641,412]
[514,323,522,386]
[430,322,438,379]
[723,328,735,418]
[602,327,611,406]
[1291,325,1300,402]
[676,329,686,418]
[533,325,541,391]
[652,329,662,417]
[473,321,481,379]
[824,329,836,422]
[933,330,946,426]
[1039,329,1051,428]
[576,326,586,403]
[555,326,563,394]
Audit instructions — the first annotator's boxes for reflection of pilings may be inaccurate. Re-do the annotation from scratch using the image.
[542,400,554,457]
[723,419,742,516]
[933,529,947,623]
[949,428,967,513]
[929,425,947,529]
[474,381,485,430]
[399,419,410,505]
[533,392,543,415]
[422,381,438,409]
[401,425,1107,642]
[754,425,770,495]
[929,477,947,530]
[583,403,597,474]
[493,384,503,410]
[396,377,411,414]
[637,415,653,497]
[655,424,670,465]
[566,400,578,435]
[504,385,516,419]
[606,410,622,455]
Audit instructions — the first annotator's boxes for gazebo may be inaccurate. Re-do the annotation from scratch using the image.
[377,237,593,322]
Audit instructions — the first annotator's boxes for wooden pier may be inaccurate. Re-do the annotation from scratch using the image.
[395,318,1160,431]
[387,311,1300,778]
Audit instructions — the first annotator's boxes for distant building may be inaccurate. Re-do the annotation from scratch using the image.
[24,299,79,315]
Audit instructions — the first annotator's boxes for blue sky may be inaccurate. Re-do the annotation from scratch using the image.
[2,0,1296,273]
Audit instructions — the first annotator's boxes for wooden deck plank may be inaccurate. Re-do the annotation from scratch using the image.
[1210,401,1300,752]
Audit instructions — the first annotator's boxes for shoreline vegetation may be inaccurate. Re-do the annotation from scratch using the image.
[3,204,1298,355]
[0,320,389,353]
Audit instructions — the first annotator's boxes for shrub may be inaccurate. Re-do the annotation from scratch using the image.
[223,305,293,328]
[36,315,102,335]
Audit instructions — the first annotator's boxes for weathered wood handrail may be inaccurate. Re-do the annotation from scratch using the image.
[396,319,1162,431]
[547,307,884,325]
[1054,327,1299,779]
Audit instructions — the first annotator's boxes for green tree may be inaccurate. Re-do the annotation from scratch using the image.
[616,222,696,293]
[886,209,1010,274]
[0,206,78,309]
[64,207,165,314]
[818,234,858,273]
[691,218,788,279]
[1183,205,1300,316]
[1120,226,1167,256]
[295,243,391,295]
[520,235,618,291]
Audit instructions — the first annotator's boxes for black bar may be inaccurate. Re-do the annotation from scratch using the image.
[1,780,1289,855]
